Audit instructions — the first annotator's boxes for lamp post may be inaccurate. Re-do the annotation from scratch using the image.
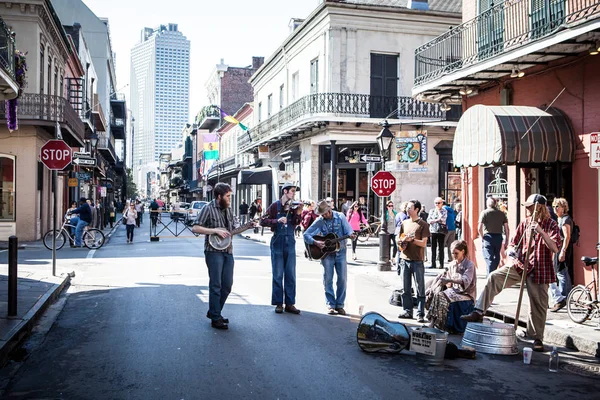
[90,133,98,203]
[376,120,395,271]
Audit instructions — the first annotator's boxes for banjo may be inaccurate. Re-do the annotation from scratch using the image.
[208,221,256,250]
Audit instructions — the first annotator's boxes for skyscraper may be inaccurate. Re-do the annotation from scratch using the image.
[130,23,190,193]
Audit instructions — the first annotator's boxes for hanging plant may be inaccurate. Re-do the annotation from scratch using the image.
[6,50,27,132]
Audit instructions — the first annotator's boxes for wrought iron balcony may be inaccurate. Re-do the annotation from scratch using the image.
[0,93,85,145]
[414,0,600,88]
[238,93,446,150]
[98,133,117,164]
[195,105,221,130]
[0,16,18,100]
[110,111,125,140]
[110,92,126,119]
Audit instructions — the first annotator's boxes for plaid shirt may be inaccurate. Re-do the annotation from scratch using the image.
[195,200,239,253]
[510,217,561,284]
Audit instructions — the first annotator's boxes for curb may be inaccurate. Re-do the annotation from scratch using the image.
[241,234,379,247]
[0,273,71,367]
[103,221,123,245]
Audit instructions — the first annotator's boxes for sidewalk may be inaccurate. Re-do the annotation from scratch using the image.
[242,230,380,247]
[0,218,121,366]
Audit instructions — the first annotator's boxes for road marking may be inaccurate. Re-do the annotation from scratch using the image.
[86,249,96,259]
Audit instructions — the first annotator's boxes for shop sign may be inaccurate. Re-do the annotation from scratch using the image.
[394,131,428,172]
[68,178,79,187]
[76,172,91,181]
[590,133,600,168]
[258,145,270,159]
[100,186,107,197]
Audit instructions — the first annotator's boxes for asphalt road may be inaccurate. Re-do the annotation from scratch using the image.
[1,217,598,399]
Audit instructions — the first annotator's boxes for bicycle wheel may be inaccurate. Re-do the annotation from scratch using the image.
[566,286,592,324]
[357,225,371,242]
[83,229,105,249]
[43,230,66,250]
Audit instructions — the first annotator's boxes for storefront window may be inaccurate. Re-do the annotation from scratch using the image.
[0,156,15,221]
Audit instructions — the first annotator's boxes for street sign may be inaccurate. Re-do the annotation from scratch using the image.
[68,178,79,187]
[40,140,72,170]
[73,157,96,167]
[76,172,91,181]
[360,154,382,163]
[366,163,376,172]
[371,171,396,197]
[590,133,600,168]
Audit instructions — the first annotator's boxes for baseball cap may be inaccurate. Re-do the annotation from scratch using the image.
[522,194,547,206]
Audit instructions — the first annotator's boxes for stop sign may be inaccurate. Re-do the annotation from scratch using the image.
[40,140,72,170]
[371,171,396,197]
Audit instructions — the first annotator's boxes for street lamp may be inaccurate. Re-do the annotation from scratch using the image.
[377,120,395,271]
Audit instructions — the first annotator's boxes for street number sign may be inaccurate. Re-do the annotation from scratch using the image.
[40,140,72,170]
[360,154,382,163]
[371,171,396,197]
[590,133,600,168]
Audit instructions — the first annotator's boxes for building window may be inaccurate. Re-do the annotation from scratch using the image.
[310,58,319,94]
[40,47,44,95]
[258,102,262,122]
[0,155,16,221]
[279,84,284,109]
[267,94,272,117]
[292,72,299,101]
[54,66,58,96]
[47,57,52,96]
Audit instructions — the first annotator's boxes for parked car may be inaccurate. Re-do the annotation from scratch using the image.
[187,201,208,225]
[170,202,191,222]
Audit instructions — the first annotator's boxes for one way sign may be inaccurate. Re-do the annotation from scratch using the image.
[73,157,96,167]
[360,154,382,163]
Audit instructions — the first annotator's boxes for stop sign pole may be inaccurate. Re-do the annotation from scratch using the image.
[371,170,396,272]
[40,137,72,276]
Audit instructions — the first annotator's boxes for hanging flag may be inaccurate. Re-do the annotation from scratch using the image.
[217,106,252,142]
[203,132,219,161]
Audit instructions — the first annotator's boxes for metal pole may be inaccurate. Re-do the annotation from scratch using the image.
[8,235,18,317]
[377,156,391,271]
[52,170,57,277]
[514,203,539,329]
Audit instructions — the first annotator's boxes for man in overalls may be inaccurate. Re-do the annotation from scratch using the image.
[304,200,355,315]
[261,183,302,314]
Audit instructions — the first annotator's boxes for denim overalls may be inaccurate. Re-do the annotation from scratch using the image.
[270,201,297,306]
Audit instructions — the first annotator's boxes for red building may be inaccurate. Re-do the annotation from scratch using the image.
[412,0,600,286]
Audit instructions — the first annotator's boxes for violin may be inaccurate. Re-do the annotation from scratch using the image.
[283,200,304,211]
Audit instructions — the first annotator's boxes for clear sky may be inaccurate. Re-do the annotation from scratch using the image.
[81,0,320,121]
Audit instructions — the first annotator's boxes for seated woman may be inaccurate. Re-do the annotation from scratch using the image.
[426,240,476,333]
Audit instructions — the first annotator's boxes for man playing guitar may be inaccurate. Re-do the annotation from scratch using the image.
[304,200,356,315]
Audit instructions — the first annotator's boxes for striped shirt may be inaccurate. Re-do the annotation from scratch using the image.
[195,200,239,253]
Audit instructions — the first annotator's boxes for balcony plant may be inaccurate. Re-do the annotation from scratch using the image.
[6,50,27,132]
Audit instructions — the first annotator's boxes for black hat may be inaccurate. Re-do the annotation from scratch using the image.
[79,197,87,203]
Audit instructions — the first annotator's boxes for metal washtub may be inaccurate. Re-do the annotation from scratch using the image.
[461,320,519,355]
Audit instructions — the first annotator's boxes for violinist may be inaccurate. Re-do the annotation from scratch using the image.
[260,183,303,314]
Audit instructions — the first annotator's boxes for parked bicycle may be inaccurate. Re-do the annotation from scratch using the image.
[43,215,105,250]
[566,242,599,326]
[358,216,382,242]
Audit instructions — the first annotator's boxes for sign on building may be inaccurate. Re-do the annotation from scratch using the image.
[393,131,428,172]
[100,186,107,197]
[68,178,79,187]
[590,133,600,168]
[258,145,270,159]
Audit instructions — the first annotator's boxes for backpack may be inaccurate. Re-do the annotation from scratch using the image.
[570,222,580,245]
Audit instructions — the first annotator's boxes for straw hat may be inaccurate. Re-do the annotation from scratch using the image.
[315,200,332,215]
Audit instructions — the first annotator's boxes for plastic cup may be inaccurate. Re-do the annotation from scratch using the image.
[523,347,533,364]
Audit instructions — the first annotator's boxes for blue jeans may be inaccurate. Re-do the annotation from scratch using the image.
[550,262,572,303]
[482,233,503,275]
[400,259,425,317]
[69,216,80,238]
[270,234,297,305]
[75,220,89,246]
[205,251,234,321]
[321,249,347,308]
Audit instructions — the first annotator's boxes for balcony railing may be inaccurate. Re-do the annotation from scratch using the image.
[238,93,446,149]
[414,0,600,87]
[0,93,84,139]
[98,133,116,162]
[110,92,125,101]
[0,16,16,82]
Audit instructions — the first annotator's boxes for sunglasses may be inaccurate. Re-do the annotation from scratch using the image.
[553,205,561,209]
[387,204,394,207]
[435,202,442,204]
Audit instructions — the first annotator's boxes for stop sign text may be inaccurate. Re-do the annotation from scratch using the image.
[40,140,73,170]
[371,171,396,197]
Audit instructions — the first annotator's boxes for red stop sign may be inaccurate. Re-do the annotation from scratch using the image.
[371,171,396,197]
[40,140,72,170]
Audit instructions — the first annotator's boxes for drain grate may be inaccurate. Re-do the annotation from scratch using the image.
[562,362,600,378]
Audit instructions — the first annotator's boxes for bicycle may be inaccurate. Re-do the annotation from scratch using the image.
[357,216,382,242]
[43,215,106,250]
[566,242,599,326]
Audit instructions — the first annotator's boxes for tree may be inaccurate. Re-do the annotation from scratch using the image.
[126,168,138,200]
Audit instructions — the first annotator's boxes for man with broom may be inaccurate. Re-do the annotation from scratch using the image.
[461,194,560,352]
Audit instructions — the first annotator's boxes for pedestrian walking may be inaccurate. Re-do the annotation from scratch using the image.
[385,200,398,263]
[462,194,560,352]
[149,198,160,230]
[358,196,368,220]
[135,199,142,227]
[192,183,242,330]
[261,183,302,315]
[443,201,457,263]
[346,201,366,261]
[124,203,137,243]
[397,199,430,323]
[427,197,447,269]
[239,199,249,225]
[455,203,463,240]
[340,198,352,216]
[67,197,92,248]
[249,198,262,233]
[108,202,115,228]
[548,197,573,312]
[87,199,98,229]
[301,200,318,232]
[477,197,509,275]
[96,199,103,229]
[304,200,355,315]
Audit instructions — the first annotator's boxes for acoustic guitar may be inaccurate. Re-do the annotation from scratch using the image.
[305,230,364,261]
[208,221,256,250]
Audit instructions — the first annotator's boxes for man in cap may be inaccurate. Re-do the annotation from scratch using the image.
[67,197,93,247]
[462,194,560,352]
[304,199,356,315]
[260,183,303,314]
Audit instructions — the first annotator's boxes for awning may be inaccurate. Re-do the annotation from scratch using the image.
[453,105,574,167]
[237,167,274,185]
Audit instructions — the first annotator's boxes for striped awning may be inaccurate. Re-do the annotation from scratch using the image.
[452,105,574,167]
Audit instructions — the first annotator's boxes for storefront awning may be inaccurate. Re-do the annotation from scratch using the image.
[453,105,574,167]
[237,167,274,185]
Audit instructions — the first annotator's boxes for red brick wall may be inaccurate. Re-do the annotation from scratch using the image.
[220,67,258,117]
